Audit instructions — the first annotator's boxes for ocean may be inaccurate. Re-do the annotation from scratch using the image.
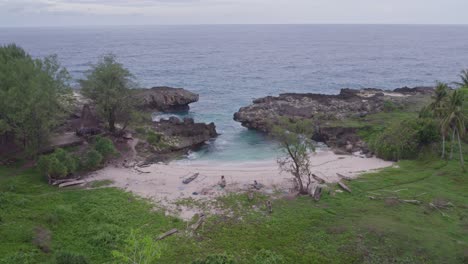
[1,25,467,161]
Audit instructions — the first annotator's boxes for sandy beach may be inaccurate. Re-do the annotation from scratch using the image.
[86,150,392,218]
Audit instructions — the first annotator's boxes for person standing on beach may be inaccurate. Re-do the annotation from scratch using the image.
[219,175,226,189]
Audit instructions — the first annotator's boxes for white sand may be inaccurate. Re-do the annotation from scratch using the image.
[86,151,392,219]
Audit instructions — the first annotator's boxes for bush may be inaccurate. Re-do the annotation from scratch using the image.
[82,149,103,170]
[383,100,399,112]
[370,118,440,161]
[112,229,164,264]
[55,251,90,264]
[37,149,77,180]
[147,131,162,146]
[94,136,117,158]
[253,250,285,264]
[192,254,235,264]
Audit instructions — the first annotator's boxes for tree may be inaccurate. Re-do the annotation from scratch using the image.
[454,69,468,88]
[79,54,136,133]
[0,44,71,156]
[272,119,316,195]
[423,82,449,158]
[441,90,466,170]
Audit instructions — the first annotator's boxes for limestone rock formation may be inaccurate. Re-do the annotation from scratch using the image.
[234,87,433,154]
[133,86,199,112]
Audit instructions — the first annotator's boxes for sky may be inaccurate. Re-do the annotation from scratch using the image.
[0,0,467,27]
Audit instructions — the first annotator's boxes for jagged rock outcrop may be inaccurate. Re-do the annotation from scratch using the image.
[135,117,218,162]
[133,86,199,112]
[234,87,433,154]
[153,117,217,150]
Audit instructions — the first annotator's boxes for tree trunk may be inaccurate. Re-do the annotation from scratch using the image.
[296,175,306,194]
[450,129,455,160]
[108,111,115,133]
[456,128,465,170]
[442,134,446,159]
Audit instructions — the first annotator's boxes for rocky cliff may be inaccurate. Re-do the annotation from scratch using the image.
[234,87,433,154]
[133,86,199,112]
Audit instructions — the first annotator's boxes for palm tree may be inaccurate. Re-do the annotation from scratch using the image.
[454,69,468,88]
[426,83,449,158]
[441,90,466,169]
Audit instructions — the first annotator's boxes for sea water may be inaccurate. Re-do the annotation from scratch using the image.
[1,25,468,161]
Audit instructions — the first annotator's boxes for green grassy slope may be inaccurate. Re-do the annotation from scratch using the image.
[1,158,467,263]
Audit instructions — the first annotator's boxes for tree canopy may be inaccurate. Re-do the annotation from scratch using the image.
[79,54,136,133]
[272,118,316,194]
[0,44,71,156]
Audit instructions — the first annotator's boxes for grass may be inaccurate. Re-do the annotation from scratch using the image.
[166,159,468,264]
[1,158,468,263]
[0,167,184,263]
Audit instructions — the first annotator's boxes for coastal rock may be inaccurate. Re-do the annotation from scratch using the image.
[234,87,433,153]
[133,86,199,112]
[153,117,218,150]
[136,117,218,162]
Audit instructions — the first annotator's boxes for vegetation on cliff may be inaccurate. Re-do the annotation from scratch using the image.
[0,44,72,157]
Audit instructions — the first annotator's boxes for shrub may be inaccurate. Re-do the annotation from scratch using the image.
[253,250,285,264]
[192,254,235,264]
[82,149,103,170]
[55,252,90,264]
[112,229,164,264]
[94,136,117,158]
[37,148,77,180]
[370,118,440,161]
[147,131,162,146]
[383,100,399,112]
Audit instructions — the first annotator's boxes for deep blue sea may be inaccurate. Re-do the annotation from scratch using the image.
[1,25,468,161]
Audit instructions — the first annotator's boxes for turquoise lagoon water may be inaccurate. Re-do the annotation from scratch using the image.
[1,25,468,161]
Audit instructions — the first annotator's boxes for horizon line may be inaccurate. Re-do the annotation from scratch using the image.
[1,22,468,29]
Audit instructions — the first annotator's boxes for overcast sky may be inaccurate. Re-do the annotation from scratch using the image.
[1,0,467,27]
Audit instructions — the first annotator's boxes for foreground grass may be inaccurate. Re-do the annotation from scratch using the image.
[0,167,184,263]
[1,158,468,263]
[163,159,468,264]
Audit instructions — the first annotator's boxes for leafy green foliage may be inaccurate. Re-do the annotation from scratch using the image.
[82,149,103,171]
[455,69,468,88]
[370,118,439,161]
[0,44,71,156]
[272,118,315,194]
[93,136,117,159]
[79,54,136,133]
[111,229,164,264]
[37,149,77,180]
[382,100,399,112]
[147,131,163,146]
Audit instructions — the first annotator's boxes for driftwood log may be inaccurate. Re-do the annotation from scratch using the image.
[183,173,200,184]
[58,180,85,188]
[337,173,352,181]
[52,178,80,186]
[135,168,151,174]
[156,228,178,241]
[190,214,206,231]
[311,174,326,184]
[338,182,352,193]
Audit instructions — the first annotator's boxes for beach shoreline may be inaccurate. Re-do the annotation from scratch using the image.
[86,151,393,219]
